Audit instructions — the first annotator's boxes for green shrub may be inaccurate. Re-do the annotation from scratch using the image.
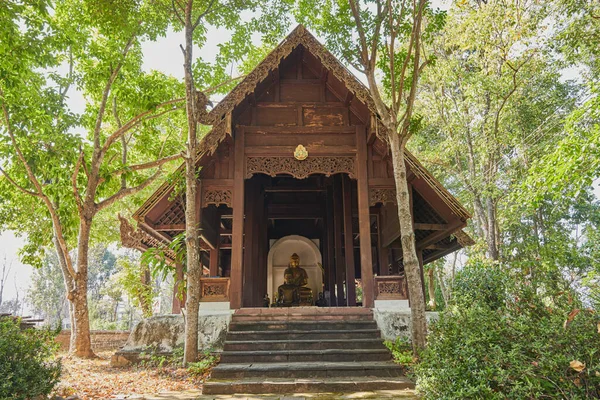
[0,318,62,399]
[452,261,508,310]
[415,268,600,399]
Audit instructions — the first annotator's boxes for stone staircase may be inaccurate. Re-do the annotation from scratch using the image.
[203,307,414,395]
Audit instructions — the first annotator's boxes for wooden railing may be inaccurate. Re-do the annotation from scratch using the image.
[373,275,408,300]
[199,277,230,302]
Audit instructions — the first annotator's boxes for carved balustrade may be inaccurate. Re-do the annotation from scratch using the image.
[199,277,230,302]
[373,275,408,300]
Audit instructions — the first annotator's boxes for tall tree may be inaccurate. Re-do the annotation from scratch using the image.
[167,0,292,364]
[296,0,444,353]
[0,0,185,357]
[414,0,574,260]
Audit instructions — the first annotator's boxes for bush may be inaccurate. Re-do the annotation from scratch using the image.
[415,267,600,399]
[0,318,62,399]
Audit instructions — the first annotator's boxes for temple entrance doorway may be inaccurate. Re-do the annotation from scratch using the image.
[240,173,364,308]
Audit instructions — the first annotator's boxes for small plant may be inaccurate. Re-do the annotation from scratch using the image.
[138,346,184,368]
[188,350,219,378]
[384,337,415,366]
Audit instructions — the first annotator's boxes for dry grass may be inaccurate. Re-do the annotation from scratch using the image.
[52,351,202,399]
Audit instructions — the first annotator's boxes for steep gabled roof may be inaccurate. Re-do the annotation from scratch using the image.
[133,24,471,225]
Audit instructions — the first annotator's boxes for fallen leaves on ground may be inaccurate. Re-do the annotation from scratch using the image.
[53,351,203,399]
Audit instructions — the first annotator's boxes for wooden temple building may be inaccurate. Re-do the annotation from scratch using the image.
[120,25,473,312]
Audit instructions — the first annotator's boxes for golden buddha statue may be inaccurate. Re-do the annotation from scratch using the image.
[277,253,313,306]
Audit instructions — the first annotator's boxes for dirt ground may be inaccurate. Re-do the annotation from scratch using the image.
[52,351,203,399]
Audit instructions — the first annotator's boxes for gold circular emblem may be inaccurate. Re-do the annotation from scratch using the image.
[294,144,308,161]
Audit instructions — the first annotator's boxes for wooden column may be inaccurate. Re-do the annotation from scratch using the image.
[243,180,256,307]
[377,210,389,276]
[325,181,337,306]
[333,175,346,305]
[230,127,245,309]
[356,125,374,308]
[209,212,220,276]
[342,175,356,306]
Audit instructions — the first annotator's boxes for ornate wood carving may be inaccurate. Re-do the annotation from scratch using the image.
[455,229,475,247]
[369,187,397,206]
[203,188,233,208]
[246,156,356,179]
[374,276,408,300]
[207,25,378,125]
[200,277,230,302]
[118,215,177,261]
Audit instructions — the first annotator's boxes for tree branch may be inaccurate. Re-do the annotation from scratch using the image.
[101,98,185,155]
[348,0,371,67]
[0,167,40,197]
[96,169,163,211]
[93,27,140,150]
[171,0,185,25]
[112,153,182,176]
[192,0,218,31]
[72,149,85,215]
[0,89,77,281]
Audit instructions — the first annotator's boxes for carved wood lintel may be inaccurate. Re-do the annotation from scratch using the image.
[369,187,397,207]
[246,156,356,180]
[203,188,233,208]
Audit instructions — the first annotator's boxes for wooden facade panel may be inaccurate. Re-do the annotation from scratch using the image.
[245,133,355,147]
[380,201,401,248]
[303,107,345,126]
[254,106,297,126]
[280,83,321,102]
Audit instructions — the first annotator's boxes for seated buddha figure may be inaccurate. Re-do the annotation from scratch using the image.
[277,253,313,306]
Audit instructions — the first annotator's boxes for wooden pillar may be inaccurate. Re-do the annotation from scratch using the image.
[230,127,245,309]
[356,125,374,308]
[172,262,185,314]
[377,210,389,276]
[325,181,337,306]
[243,180,256,307]
[209,212,220,276]
[342,175,356,306]
[333,175,346,305]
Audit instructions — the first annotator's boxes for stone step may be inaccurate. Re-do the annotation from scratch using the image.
[202,376,414,395]
[234,307,373,316]
[232,313,374,322]
[223,338,387,351]
[220,348,391,363]
[228,320,378,332]
[226,329,381,341]
[210,361,406,380]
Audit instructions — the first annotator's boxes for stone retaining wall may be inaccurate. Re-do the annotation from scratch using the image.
[373,309,439,341]
[56,330,130,352]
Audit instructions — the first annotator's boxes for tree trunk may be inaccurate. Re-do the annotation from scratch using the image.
[139,262,153,318]
[434,267,449,307]
[486,196,499,260]
[53,235,77,352]
[182,0,201,365]
[427,267,436,310]
[388,133,427,353]
[72,218,95,358]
